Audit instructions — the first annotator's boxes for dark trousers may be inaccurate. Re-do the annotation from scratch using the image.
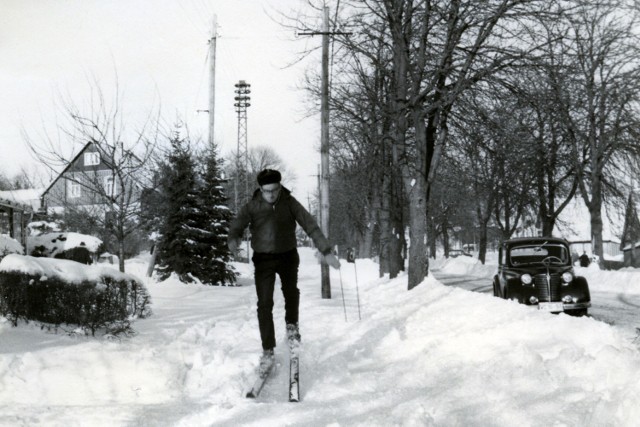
[252,249,300,350]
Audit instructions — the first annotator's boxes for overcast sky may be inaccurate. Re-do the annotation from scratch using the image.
[0,0,324,198]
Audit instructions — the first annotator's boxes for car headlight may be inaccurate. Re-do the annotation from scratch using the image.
[562,272,573,284]
[521,274,532,285]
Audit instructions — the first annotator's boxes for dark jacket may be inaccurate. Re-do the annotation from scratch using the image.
[228,186,332,255]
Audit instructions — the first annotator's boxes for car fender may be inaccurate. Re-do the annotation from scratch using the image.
[504,277,526,302]
[571,276,591,302]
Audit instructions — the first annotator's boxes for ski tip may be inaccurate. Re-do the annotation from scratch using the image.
[289,397,300,403]
[246,391,257,399]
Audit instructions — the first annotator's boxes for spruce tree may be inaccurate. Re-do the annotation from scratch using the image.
[192,146,237,285]
[156,130,202,282]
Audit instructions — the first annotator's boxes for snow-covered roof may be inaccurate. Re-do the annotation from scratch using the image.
[622,242,640,251]
[0,188,42,211]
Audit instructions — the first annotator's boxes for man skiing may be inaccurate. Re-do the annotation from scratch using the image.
[228,168,340,372]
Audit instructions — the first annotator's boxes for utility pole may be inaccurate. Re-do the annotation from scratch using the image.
[208,15,217,149]
[319,6,331,299]
[299,6,351,299]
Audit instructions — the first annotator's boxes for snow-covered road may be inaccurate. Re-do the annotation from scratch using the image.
[431,265,640,342]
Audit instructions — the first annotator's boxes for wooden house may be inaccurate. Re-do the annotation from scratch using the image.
[41,140,145,216]
[0,194,33,249]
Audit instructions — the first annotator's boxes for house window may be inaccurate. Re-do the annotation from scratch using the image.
[68,180,81,198]
[84,152,100,166]
[0,208,9,235]
[103,176,117,196]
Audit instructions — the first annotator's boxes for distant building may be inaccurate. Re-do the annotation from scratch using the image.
[0,193,33,249]
[40,140,147,218]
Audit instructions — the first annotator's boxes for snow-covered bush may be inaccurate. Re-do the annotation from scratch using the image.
[0,235,24,261]
[0,254,151,335]
[27,232,103,264]
[27,220,62,236]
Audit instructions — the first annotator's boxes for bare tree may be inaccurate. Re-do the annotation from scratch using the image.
[551,0,640,267]
[23,77,161,272]
[343,0,546,289]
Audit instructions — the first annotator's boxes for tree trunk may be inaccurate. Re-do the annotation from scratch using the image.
[388,174,403,278]
[362,185,381,259]
[478,224,488,265]
[379,168,391,277]
[405,176,428,290]
[361,217,375,259]
[541,217,555,237]
[442,220,450,257]
[428,218,437,259]
[476,200,493,265]
[118,239,126,273]
[588,186,605,269]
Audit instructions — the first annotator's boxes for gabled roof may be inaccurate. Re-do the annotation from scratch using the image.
[41,140,145,197]
[42,140,97,196]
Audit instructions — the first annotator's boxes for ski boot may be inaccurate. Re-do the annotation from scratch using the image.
[259,348,275,377]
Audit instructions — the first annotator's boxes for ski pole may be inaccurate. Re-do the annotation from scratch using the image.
[353,260,362,321]
[337,266,348,322]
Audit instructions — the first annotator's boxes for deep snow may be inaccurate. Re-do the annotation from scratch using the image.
[1,248,640,426]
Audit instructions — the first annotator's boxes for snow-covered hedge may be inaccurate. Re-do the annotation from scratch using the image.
[0,254,151,335]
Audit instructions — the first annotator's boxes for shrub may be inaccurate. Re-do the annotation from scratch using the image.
[54,246,93,264]
[0,255,151,336]
[603,260,625,271]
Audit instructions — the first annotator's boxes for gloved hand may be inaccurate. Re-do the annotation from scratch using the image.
[228,237,241,253]
[323,253,341,270]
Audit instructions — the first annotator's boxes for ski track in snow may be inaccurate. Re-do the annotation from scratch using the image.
[1,248,640,426]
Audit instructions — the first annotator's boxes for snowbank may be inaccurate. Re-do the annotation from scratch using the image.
[1,248,640,426]
[430,253,497,278]
[430,251,640,295]
[0,235,23,257]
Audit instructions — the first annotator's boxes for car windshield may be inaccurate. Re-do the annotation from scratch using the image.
[509,243,568,266]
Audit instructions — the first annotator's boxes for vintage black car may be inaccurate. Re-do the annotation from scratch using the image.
[493,237,591,316]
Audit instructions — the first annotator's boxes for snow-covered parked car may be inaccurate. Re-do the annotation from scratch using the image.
[493,237,591,316]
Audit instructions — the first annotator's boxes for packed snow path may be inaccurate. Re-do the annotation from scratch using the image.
[2,248,640,426]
